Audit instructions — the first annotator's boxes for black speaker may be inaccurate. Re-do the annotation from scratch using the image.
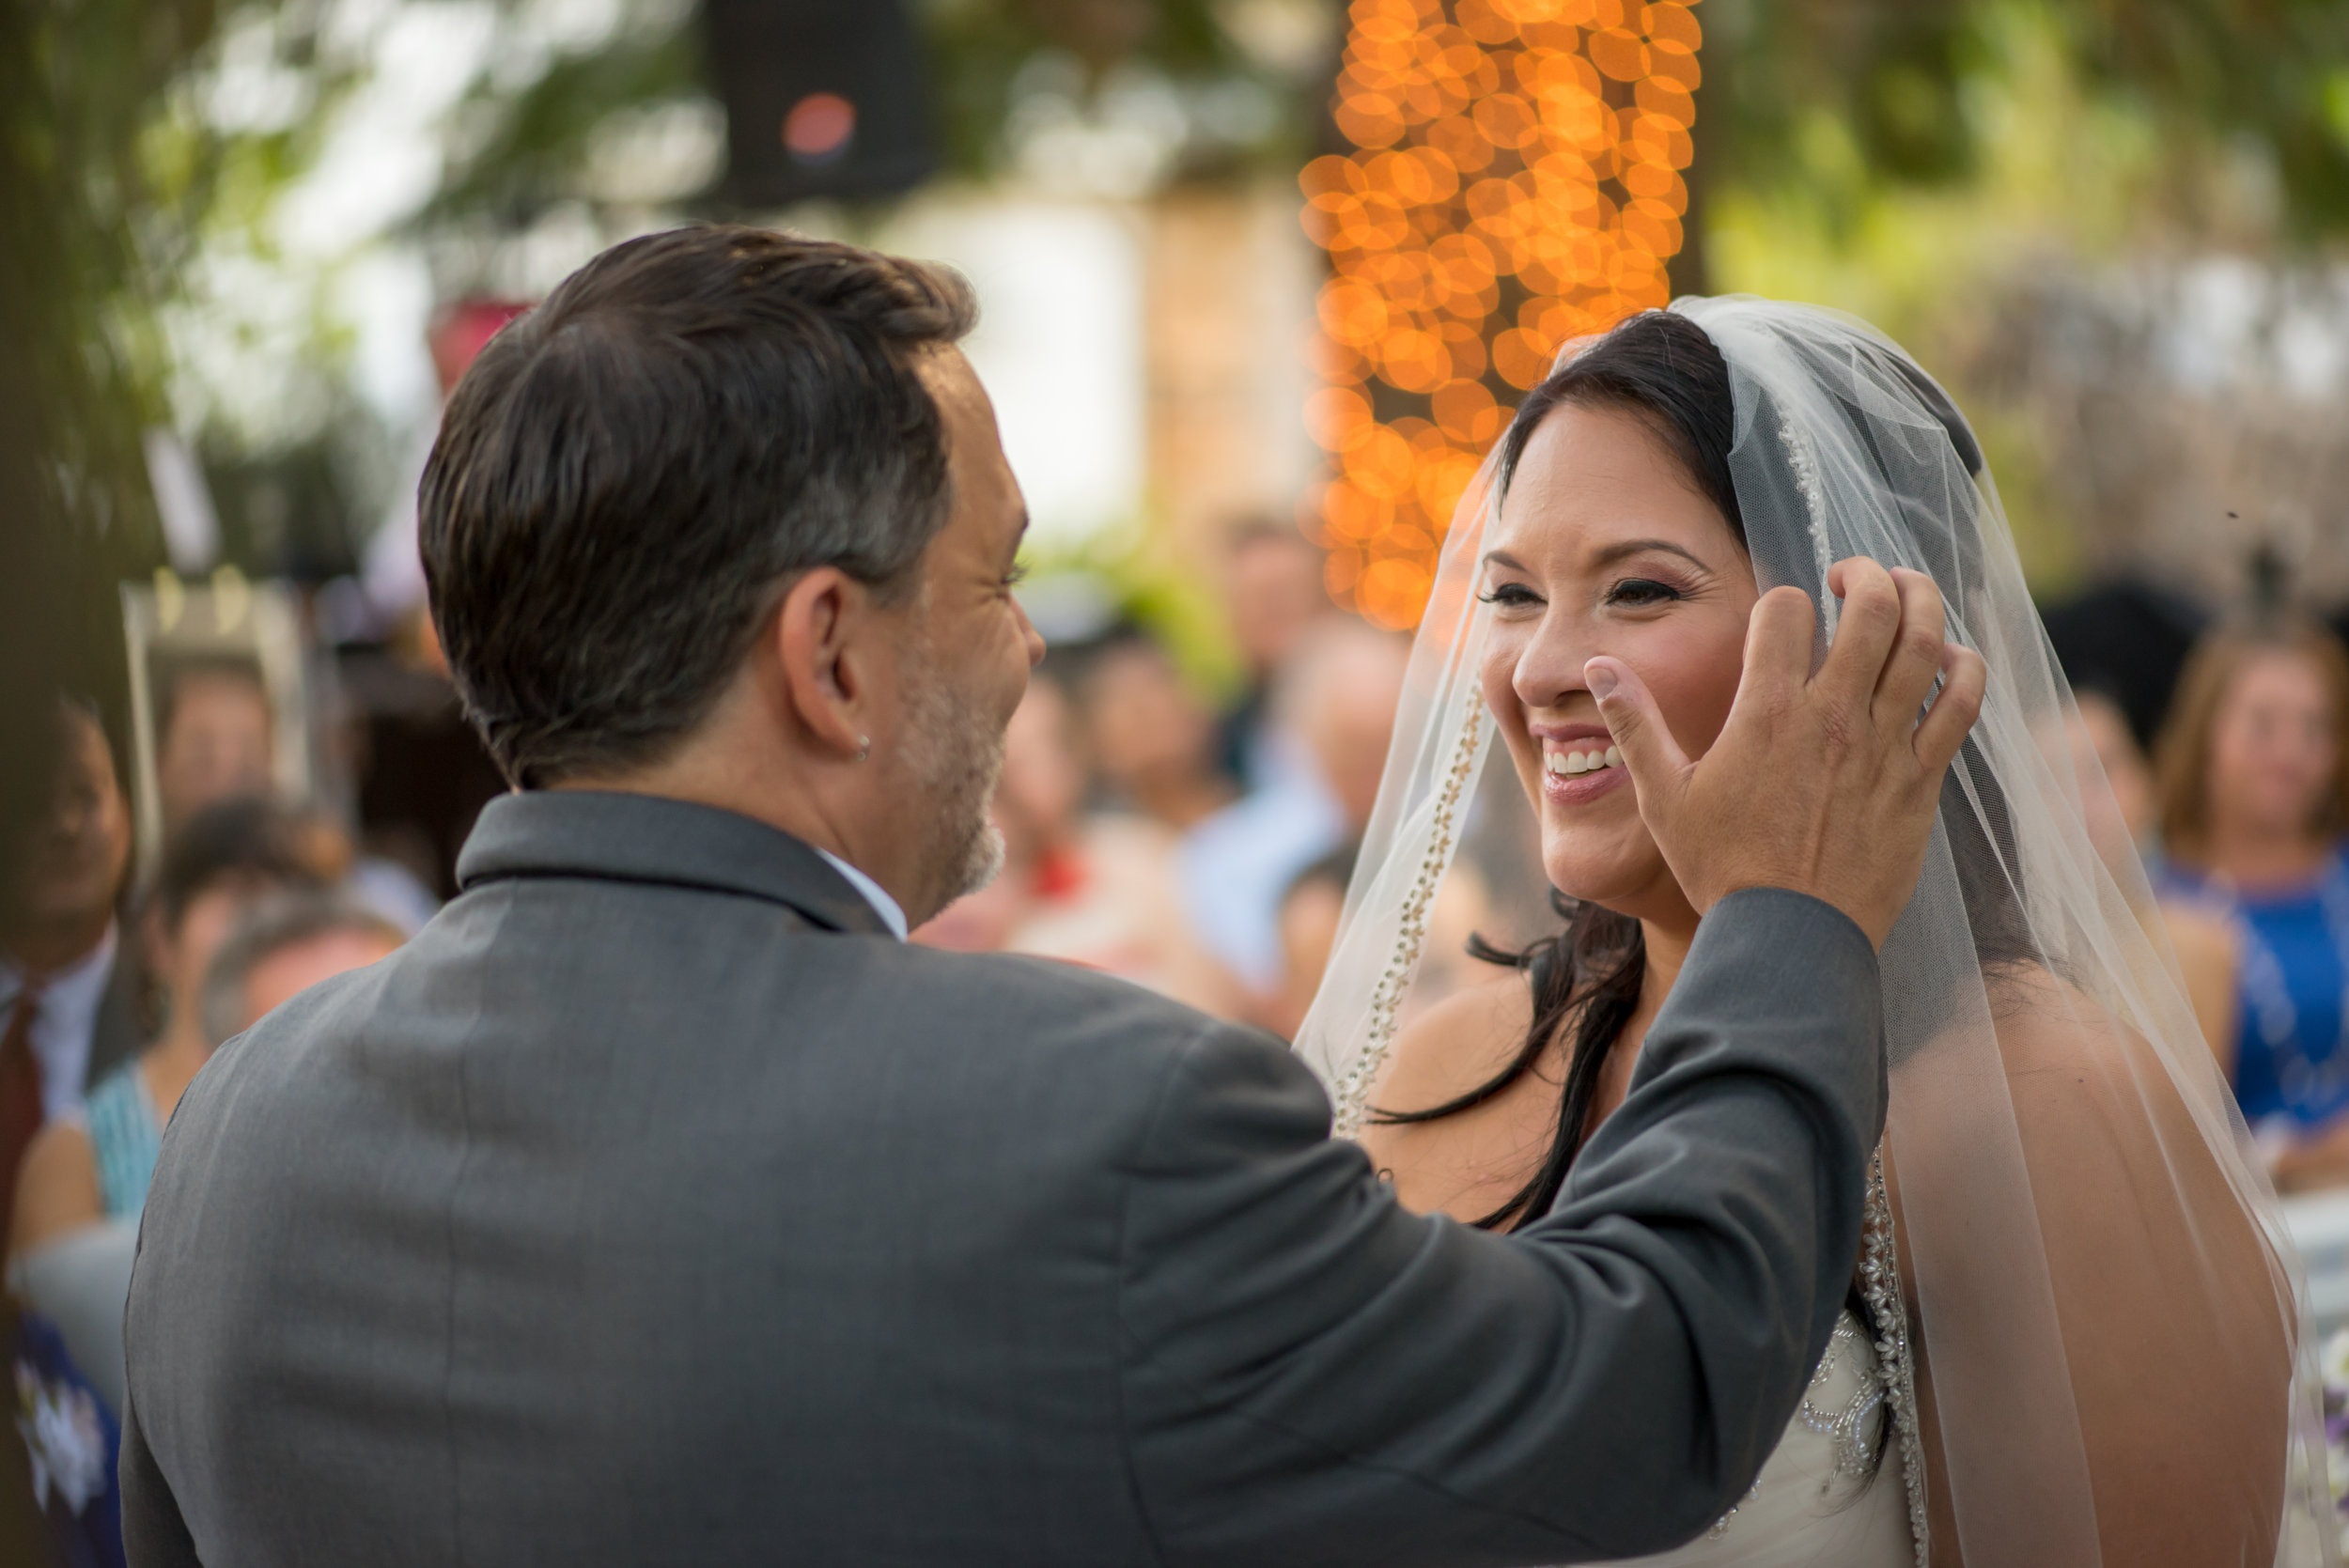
[703,0,937,207]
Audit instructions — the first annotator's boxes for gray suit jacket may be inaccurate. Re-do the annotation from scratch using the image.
[120,790,1886,1567]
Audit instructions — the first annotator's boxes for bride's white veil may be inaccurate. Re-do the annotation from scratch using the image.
[1295,296,2335,1565]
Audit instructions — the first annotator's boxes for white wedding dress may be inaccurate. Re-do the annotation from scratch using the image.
[1603,1309,1912,1568]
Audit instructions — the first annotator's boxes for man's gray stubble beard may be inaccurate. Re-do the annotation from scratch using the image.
[902,640,1007,906]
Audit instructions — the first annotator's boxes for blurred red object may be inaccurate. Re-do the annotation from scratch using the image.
[429,299,532,396]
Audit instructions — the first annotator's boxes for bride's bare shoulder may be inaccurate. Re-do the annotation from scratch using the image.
[1983,966,2163,1076]
[1968,966,2233,1156]
[1375,971,1538,1114]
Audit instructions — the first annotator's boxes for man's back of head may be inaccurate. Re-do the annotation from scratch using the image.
[422,225,978,792]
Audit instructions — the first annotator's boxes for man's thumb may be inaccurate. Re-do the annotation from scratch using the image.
[1584,657,1689,793]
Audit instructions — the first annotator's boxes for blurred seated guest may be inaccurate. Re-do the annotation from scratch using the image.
[287,799,435,936]
[2155,620,2349,1189]
[9,799,331,1258]
[150,657,437,932]
[1216,520,1335,790]
[1271,841,1498,1042]
[1074,629,1235,831]
[2072,689,2159,866]
[6,891,400,1543]
[1,700,138,1229]
[2063,689,2237,1053]
[921,674,1243,1016]
[212,892,404,1026]
[1272,845,1355,1039]
[1180,617,1408,1004]
[151,657,273,836]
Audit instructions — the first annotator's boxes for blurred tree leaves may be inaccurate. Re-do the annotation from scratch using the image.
[2065,0,2349,239]
[926,0,1319,188]
[415,1,706,234]
[1692,0,2349,268]
[1,0,214,857]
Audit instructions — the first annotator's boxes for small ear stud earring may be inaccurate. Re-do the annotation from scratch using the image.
[854,737,872,763]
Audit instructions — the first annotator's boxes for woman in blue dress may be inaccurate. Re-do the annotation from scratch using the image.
[2156,618,2349,1190]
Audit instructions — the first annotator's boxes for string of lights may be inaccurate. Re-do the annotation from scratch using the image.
[1300,0,1701,627]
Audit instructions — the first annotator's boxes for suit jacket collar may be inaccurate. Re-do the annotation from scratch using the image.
[456,790,894,939]
[86,949,147,1087]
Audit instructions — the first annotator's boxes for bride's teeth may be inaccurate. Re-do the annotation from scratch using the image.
[1547,745,1619,777]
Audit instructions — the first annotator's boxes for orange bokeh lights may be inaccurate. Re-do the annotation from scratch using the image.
[1302,0,1700,627]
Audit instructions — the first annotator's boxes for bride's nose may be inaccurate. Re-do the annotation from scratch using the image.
[1508,613,1595,712]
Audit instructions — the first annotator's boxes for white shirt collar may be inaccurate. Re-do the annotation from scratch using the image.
[0,922,120,1120]
[814,849,908,941]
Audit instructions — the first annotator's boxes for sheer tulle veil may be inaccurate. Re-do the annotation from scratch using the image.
[1294,296,2335,1565]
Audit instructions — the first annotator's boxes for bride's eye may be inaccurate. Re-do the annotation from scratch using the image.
[1477,582,1542,610]
[1605,577,1683,607]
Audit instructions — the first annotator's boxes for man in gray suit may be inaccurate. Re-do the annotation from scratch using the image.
[120,226,1983,1566]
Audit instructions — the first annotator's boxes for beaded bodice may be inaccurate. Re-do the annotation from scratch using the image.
[1598,1308,1912,1568]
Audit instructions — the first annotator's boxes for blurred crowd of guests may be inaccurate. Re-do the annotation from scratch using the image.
[912,524,1420,1037]
[4,691,412,1561]
[21,474,2349,1557]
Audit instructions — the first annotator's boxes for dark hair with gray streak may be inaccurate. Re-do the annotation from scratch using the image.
[198,892,404,1048]
[421,225,979,787]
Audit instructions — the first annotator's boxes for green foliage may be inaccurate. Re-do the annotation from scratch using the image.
[2062,0,2349,239]
[1019,516,1246,696]
[1,0,215,845]
[418,8,706,231]
[1703,0,1980,193]
[924,0,1318,185]
[1700,0,2349,246]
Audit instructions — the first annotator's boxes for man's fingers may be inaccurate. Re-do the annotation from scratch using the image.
[1740,586,1815,704]
[1815,558,1903,710]
[1586,656,1690,810]
[1874,567,1949,722]
[1912,644,1987,775]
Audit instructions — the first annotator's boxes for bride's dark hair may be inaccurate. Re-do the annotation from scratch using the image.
[1372,309,2028,1244]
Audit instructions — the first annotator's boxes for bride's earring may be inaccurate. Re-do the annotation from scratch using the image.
[854,736,872,763]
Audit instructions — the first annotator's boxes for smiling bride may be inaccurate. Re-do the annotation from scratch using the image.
[1295,298,2333,1567]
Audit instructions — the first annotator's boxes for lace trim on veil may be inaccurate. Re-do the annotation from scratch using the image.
[1329,691,1485,1141]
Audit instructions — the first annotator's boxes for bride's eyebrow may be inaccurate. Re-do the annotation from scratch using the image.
[1481,549,1531,572]
[1589,538,1709,572]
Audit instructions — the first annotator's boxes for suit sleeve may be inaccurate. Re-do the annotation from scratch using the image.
[119,1381,199,1568]
[1115,888,1888,1568]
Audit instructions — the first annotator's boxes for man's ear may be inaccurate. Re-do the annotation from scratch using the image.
[771,567,879,762]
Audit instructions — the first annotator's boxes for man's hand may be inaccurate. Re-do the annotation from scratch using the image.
[1586,559,1988,950]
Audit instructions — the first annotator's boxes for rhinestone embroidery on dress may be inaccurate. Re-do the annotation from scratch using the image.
[1861,1149,1932,1567]
[1701,1312,1886,1541]
[1796,1315,1889,1485]
[1703,1145,1928,1556]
